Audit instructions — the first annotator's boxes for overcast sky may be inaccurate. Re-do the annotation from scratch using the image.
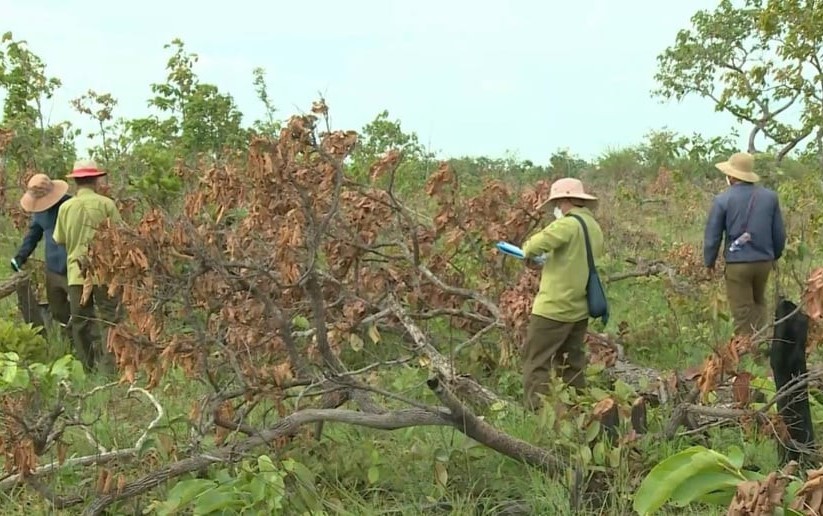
[1,0,747,163]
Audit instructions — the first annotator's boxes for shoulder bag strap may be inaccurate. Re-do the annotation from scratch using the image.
[568,213,594,272]
[742,188,759,234]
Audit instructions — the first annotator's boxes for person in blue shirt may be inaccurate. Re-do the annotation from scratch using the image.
[704,152,786,336]
[10,173,73,329]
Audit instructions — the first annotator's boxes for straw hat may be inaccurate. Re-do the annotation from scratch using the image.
[548,178,598,202]
[19,174,69,213]
[537,177,597,211]
[715,152,760,183]
[67,159,107,179]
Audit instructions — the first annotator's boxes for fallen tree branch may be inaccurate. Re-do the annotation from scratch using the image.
[427,374,561,472]
[387,294,506,408]
[82,407,452,515]
[0,271,30,300]
[605,262,674,283]
[83,371,564,516]
[0,385,165,492]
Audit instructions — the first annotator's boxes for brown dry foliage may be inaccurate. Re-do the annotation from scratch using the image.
[790,466,823,514]
[665,242,713,280]
[77,105,559,407]
[646,167,673,196]
[805,267,823,321]
[726,462,796,516]
[697,335,753,400]
[0,396,37,476]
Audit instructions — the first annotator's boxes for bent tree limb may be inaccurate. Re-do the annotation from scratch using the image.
[0,271,30,300]
[83,379,557,515]
[387,294,507,408]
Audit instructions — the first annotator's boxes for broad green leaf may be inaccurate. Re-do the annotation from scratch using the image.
[49,354,74,380]
[669,470,745,507]
[633,446,744,515]
[286,460,316,487]
[696,489,738,507]
[726,445,745,469]
[539,404,556,430]
[579,445,592,466]
[593,441,606,465]
[164,478,216,510]
[367,466,380,484]
[613,379,636,401]
[585,421,601,443]
[589,387,610,401]
[2,361,18,385]
[193,487,237,515]
[608,447,621,468]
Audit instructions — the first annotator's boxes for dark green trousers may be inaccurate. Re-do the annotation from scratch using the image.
[522,314,588,411]
[16,270,71,329]
[68,284,122,374]
[725,261,773,336]
[15,276,44,329]
[45,271,71,326]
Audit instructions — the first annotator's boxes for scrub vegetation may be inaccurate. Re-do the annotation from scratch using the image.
[1,1,823,514]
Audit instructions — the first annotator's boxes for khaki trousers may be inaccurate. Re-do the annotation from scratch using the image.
[522,314,588,411]
[725,261,773,336]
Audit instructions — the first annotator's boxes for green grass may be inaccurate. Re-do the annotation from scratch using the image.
[0,173,816,516]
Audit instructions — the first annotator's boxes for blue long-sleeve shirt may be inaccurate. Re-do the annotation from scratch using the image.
[703,183,786,268]
[14,194,71,275]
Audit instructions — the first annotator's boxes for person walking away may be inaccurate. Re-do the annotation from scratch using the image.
[520,177,604,410]
[704,152,786,337]
[52,160,123,373]
[10,174,73,333]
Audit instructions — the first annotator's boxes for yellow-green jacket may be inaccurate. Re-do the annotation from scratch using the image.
[53,187,122,286]
[521,207,605,322]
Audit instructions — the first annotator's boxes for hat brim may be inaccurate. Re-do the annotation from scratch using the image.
[537,193,598,211]
[548,192,598,202]
[19,180,69,213]
[67,169,107,178]
[716,162,760,183]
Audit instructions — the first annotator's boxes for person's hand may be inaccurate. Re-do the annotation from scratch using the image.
[525,258,542,271]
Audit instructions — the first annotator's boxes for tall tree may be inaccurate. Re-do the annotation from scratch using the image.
[0,32,77,179]
[654,0,823,165]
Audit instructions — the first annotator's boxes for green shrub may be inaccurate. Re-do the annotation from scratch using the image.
[0,318,50,363]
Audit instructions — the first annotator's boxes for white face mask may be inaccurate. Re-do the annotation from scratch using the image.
[553,207,564,220]
[725,176,731,186]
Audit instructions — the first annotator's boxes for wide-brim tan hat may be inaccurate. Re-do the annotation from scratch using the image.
[537,177,597,210]
[715,152,760,183]
[20,173,69,213]
[548,178,597,201]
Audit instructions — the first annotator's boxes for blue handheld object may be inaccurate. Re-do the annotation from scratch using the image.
[495,241,525,259]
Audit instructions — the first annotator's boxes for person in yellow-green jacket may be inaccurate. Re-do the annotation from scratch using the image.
[520,177,604,410]
[53,160,123,373]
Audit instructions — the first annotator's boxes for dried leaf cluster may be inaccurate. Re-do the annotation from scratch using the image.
[697,335,753,400]
[76,105,559,399]
[726,462,796,516]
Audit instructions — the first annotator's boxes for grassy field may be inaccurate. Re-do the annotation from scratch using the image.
[1,161,817,516]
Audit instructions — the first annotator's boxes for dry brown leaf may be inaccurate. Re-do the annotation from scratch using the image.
[732,372,753,407]
[805,267,823,321]
[726,462,796,516]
